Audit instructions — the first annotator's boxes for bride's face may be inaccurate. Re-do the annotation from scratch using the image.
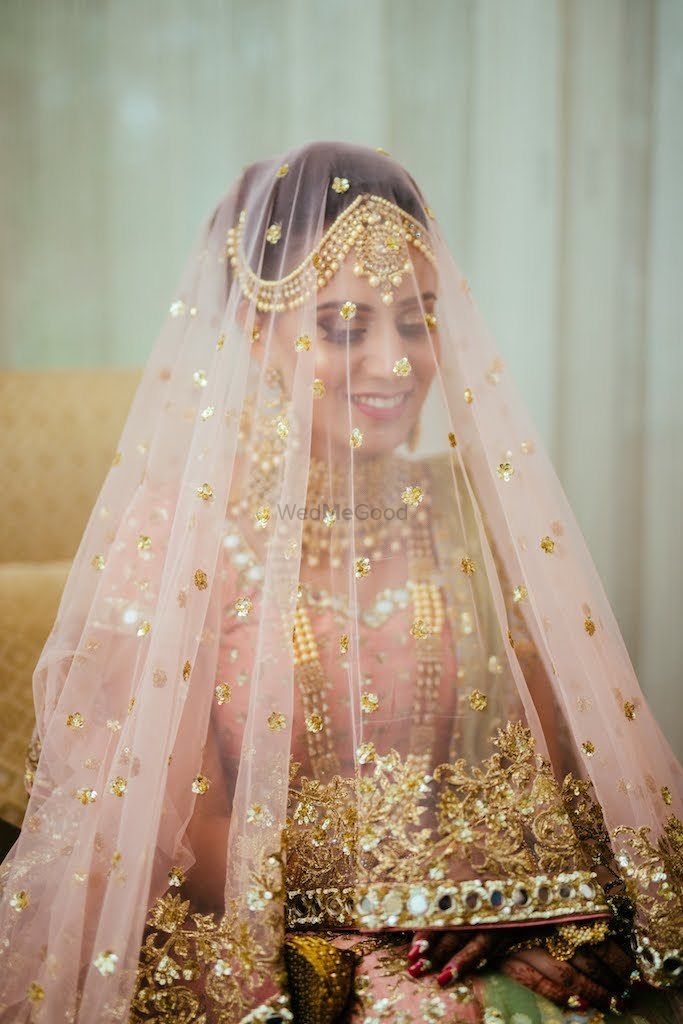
[249,247,440,458]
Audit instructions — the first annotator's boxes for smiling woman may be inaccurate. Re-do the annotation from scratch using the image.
[0,141,681,1024]
[243,258,439,459]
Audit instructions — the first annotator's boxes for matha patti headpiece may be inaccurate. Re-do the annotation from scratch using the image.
[225,193,438,312]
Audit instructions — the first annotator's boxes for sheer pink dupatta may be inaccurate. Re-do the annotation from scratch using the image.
[0,140,679,1024]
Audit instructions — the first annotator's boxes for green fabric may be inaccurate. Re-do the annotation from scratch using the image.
[481,972,567,1023]
[480,972,682,1024]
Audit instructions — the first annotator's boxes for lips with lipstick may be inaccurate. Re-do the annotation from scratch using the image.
[349,389,413,421]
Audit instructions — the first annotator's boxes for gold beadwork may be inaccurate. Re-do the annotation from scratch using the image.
[284,724,611,934]
[226,194,437,312]
[545,920,610,961]
[283,933,356,1024]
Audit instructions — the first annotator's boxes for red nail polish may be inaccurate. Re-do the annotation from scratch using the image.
[437,964,458,987]
[408,939,429,961]
[407,957,431,978]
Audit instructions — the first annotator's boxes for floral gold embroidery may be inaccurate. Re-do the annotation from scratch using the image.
[284,724,609,934]
[612,816,683,985]
[129,852,289,1023]
[561,774,683,986]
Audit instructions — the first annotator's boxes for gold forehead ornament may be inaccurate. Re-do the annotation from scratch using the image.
[225,193,437,313]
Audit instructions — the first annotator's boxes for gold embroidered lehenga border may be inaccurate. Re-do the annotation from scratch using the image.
[120,721,682,1020]
[282,724,682,987]
[284,723,609,932]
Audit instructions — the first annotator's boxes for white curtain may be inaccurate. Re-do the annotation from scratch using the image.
[0,0,680,757]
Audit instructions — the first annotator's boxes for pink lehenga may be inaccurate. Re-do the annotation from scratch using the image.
[0,140,681,1024]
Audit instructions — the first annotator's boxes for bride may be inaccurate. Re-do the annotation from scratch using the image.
[2,140,681,1024]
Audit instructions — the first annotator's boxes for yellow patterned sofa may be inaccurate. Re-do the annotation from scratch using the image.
[0,369,141,828]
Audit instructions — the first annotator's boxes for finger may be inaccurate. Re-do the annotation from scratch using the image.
[591,938,636,984]
[407,929,433,962]
[407,930,470,973]
[571,946,630,995]
[571,947,622,990]
[436,932,497,987]
[501,955,576,1008]
[510,948,614,1012]
[428,930,470,969]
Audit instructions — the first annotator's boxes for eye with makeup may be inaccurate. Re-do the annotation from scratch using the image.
[317,297,438,346]
[397,302,437,336]
[317,318,366,345]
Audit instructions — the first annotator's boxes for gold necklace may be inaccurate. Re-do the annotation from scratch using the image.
[286,500,446,779]
[298,452,421,569]
[233,443,429,569]
[233,378,428,569]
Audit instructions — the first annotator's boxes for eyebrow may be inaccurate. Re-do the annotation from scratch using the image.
[317,290,437,314]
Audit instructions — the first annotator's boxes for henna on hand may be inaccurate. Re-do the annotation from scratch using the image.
[500,947,623,1012]
[501,953,578,1008]
[589,937,636,984]
[436,932,500,987]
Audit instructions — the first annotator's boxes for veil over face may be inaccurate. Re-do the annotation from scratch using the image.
[0,140,681,1023]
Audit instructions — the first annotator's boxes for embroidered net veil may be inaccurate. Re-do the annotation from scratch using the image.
[0,139,681,1023]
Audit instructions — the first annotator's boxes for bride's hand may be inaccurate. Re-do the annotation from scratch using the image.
[498,937,635,1012]
[406,926,635,1009]
[406,928,507,986]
